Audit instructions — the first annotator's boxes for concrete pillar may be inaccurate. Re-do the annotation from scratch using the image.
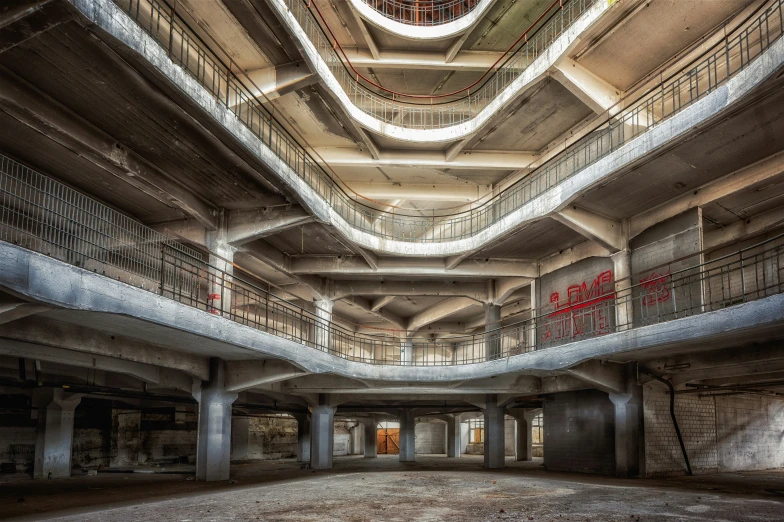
[611,248,632,332]
[484,303,502,360]
[206,214,236,317]
[446,414,461,458]
[231,417,250,461]
[314,299,334,352]
[483,395,505,469]
[399,409,415,462]
[528,279,538,351]
[196,358,238,481]
[401,337,413,365]
[608,385,643,478]
[513,409,540,461]
[294,413,311,463]
[33,389,82,479]
[363,418,378,458]
[310,401,335,469]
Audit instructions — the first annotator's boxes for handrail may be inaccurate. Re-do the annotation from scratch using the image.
[87,0,784,247]
[2,153,783,366]
[359,0,481,27]
[312,0,566,101]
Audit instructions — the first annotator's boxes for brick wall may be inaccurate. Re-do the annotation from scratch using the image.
[643,383,717,476]
[544,390,615,474]
[415,422,446,454]
[643,384,784,476]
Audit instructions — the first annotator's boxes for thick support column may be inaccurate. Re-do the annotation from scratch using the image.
[608,385,643,478]
[33,389,82,479]
[310,401,335,469]
[513,409,540,461]
[231,417,250,461]
[363,418,378,458]
[611,249,632,331]
[484,303,502,360]
[206,214,236,317]
[295,413,311,463]
[401,337,413,365]
[528,279,538,351]
[446,414,461,458]
[112,410,141,467]
[399,409,416,462]
[314,299,334,351]
[196,358,238,481]
[483,395,505,469]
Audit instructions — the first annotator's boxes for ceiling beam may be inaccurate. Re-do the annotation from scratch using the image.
[406,297,477,332]
[342,48,504,71]
[550,58,622,115]
[553,206,625,253]
[703,206,784,251]
[227,206,312,246]
[290,256,537,278]
[310,147,535,170]
[328,281,487,300]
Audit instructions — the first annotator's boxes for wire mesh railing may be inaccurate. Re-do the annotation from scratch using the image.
[105,0,783,246]
[2,154,783,366]
[359,0,481,26]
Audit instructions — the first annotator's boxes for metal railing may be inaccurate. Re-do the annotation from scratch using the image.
[108,0,783,246]
[2,154,783,366]
[360,0,480,26]
[294,0,594,119]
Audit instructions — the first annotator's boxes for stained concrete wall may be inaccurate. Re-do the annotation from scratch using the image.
[643,383,784,476]
[543,390,615,474]
[416,422,446,454]
[537,257,616,349]
[0,395,36,472]
[631,208,704,324]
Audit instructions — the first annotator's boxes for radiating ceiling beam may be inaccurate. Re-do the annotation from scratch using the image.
[553,205,625,253]
[342,48,504,71]
[227,206,313,246]
[290,256,537,278]
[310,147,535,170]
[406,297,477,332]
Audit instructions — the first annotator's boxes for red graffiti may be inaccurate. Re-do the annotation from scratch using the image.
[541,270,614,343]
[640,271,671,306]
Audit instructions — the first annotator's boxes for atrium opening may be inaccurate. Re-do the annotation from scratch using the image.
[0,0,783,520]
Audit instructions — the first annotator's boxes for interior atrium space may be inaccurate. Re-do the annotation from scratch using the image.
[2,0,784,520]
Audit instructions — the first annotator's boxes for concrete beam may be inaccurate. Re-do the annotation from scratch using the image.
[703,205,784,250]
[290,256,537,278]
[538,240,610,276]
[0,317,209,379]
[342,48,504,71]
[242,62,317,102]
[311,147,535,170]
[224,359,307,393]
[227,206,312,246]
[342,182,491,202]
[371,295,396,312]
[0,65,217,229]
[341,295,406,330]
[551,58,622,114]
[328,280,488,300]
[0,338,195,393]
[565,360,627,394]
[631,151,784,238]
[0,0,73,53]
[0,300,50,324]
[490,278,531,305]
[553,206,625,253]
[347,3,380,60]
[406,297,477,332]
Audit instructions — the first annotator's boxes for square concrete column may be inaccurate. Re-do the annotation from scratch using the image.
[231,417,250,461]
[401,337,413,365]
[112,409,141,467]
[33,389,82,479]
[609,385,643,478]
[446,414,461,458]
[294,413,311,463]
[314,299,334,352]
[399,409,415,462]
[611,249,632,331]
[484,303,502,360]
[483,395,505,469]
[196,358,238,481]
[206,216,236,318]
[528,279,538,351]
[512,409,540,461]
[310,402,335,469]
[363,418,378,458]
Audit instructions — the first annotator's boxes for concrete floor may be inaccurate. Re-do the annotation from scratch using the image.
[1,456,783,521]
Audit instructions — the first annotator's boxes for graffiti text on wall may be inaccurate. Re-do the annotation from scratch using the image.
[541,270,614,343]
[639,271,671,306]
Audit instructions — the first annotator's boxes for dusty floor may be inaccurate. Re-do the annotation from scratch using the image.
[1,456,783,521]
